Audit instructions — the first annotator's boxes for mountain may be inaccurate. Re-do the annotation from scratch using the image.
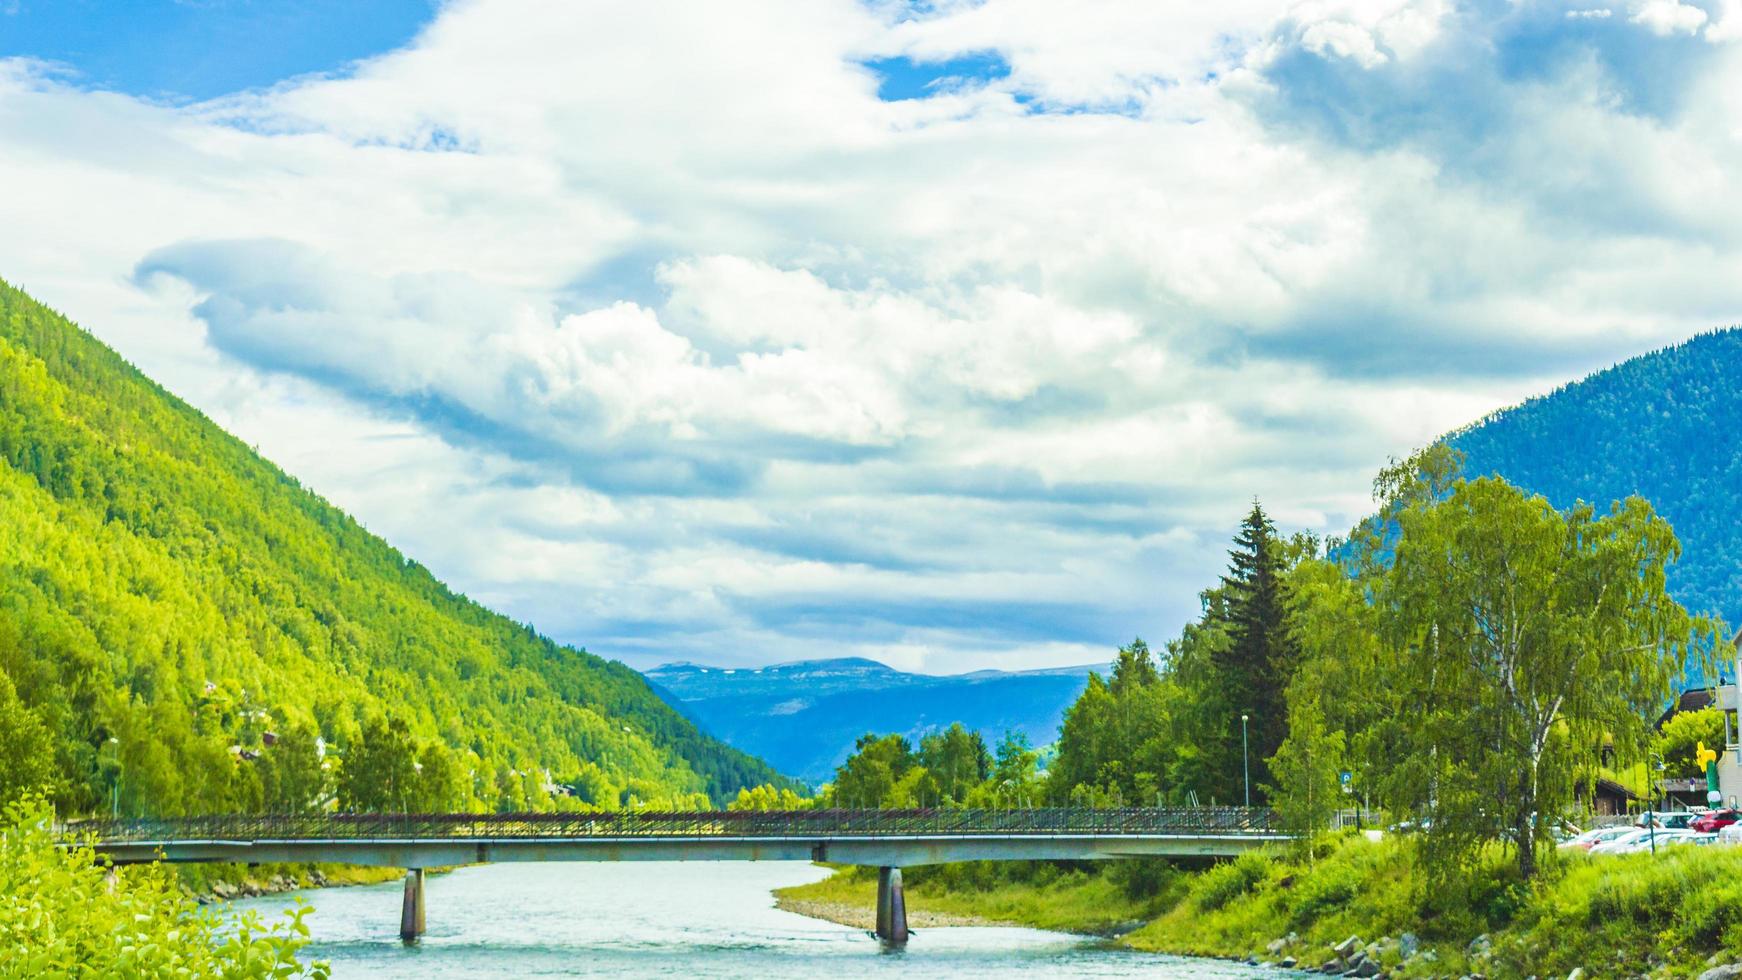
[0,277,788,815]
[1449,328,1742,634]
[644,658,1098,784]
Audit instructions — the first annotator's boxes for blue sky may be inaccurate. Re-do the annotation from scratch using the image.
[3,0,1742,673]
[0,1,435,100]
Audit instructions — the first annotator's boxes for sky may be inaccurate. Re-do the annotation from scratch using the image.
[2,0,1741,675]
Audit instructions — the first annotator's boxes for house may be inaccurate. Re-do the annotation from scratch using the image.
[1576,777,1642,816]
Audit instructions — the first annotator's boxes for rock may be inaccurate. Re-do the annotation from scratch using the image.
[1400,933,1420,958]
[1322,959,1345,973]
[1697,966,1742,980]
[1344,958,1381,978]
[211,881,236,900]
[1281,957,1297,969]
[1468,934,1493,958]
[1566,969,1585,980]
[1269,938,1290,955]
[1288,932,1301,944]
[1334,935,1365,959]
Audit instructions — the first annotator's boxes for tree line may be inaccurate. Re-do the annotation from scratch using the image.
[795,445,1717,882]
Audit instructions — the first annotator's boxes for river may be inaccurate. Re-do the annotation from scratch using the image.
[231,862,1292,978]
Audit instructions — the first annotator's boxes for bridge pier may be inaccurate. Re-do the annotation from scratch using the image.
[400,869,425,943]
[875,866,907,946]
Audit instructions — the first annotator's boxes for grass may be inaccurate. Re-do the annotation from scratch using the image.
[775,860,1181,934]
[779,836,1742,978]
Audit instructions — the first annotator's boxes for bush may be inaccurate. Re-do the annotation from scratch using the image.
[0,797,326,977]
[1194,851,1275,912]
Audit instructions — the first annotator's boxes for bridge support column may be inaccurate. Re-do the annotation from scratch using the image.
[400,869,425,943]
[875,866,907,946]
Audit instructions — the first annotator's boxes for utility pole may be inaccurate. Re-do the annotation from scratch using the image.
[1241,714,1251,808]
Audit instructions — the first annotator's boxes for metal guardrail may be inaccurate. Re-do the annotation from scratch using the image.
[70,806,1277,843]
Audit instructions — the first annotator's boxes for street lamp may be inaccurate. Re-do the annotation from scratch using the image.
[1241,714,1251,808]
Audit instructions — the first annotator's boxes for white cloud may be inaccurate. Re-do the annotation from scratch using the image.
[2,0,1741,671]
[1631,0,1709,35]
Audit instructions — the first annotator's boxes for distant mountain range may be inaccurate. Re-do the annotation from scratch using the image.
[643,658,1097,785]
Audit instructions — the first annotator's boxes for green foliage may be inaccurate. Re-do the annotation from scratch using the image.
[1352,451,1714,879]
[1267,695,1345,845]
[1192,850,1276,912]
[776,859,1173,934]
[1167,507,1310,806]
[917,723,990,805]
[1048,639,1179,805]
[828,733,915,808]
[727,784,811,811]
[0,796,325,977]
[1657,707,1725,779]
[965,731,1044,808]
[0,668,53,805]
[0,277,789,816]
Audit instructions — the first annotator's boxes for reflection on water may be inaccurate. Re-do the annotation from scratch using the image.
[231,861,1289,978]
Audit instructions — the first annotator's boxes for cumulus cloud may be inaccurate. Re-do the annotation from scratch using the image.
[1631,0,1709,34]
[3,0,1741,671]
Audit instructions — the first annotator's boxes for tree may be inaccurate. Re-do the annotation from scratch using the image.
[972,731,1043,808]
[410,741,466,812]
[1268,695,1345,850]
[1049,639,1182,805]
[728,784,810,811]
[1656,707,1725,779]
[258,722,328,814]
[1218,503,1298,801]
[831,733,915,808]
[337,716,419,812]
[918,723,990,806]
[1372,468,1713,879]
[0,670,53,806]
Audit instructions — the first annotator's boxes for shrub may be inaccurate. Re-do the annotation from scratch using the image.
[1194,850,1275,912]
[0,797,326,977]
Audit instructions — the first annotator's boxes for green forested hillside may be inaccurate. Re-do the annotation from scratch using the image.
[0,277,787,816]
[1449,328,1742,631]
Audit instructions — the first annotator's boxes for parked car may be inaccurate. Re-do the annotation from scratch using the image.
[1691,808,1740,834]
[1637,811,1695,830]
[1590,828,1705,854]
[1560,826,1637,851]
[1659,833,1720,848]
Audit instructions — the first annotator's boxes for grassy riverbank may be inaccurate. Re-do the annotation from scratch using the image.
[774,860,1181,934]
[779,834,1742,978]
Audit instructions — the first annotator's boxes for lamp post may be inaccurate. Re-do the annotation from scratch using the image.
[1241,714,1251,808]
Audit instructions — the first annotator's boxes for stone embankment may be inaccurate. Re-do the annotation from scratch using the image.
[1253,930,1742,980]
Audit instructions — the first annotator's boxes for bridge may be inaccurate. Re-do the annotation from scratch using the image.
[70,807,1283,946]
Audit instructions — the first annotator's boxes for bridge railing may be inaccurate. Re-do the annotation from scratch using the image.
[70,806,1278,843]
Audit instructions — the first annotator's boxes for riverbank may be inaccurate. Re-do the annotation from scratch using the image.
[777,834,1742,979]
[774,861,1174,935]
[179,862,407,903]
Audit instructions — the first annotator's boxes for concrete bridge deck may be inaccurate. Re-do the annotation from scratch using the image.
[68,807,1284,945]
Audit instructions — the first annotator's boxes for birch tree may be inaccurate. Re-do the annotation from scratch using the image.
[1376,472,1712,880]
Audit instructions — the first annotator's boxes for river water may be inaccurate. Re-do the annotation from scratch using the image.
[232,862,1289,978]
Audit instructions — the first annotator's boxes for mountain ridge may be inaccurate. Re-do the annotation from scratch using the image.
[645,657,1098,783]
[0,276,787,814]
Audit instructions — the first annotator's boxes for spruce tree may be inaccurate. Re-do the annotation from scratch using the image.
[1217,502,1297,804]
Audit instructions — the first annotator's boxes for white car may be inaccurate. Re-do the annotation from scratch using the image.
[1589,828,1698,854]
[1560,825,1636,850]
